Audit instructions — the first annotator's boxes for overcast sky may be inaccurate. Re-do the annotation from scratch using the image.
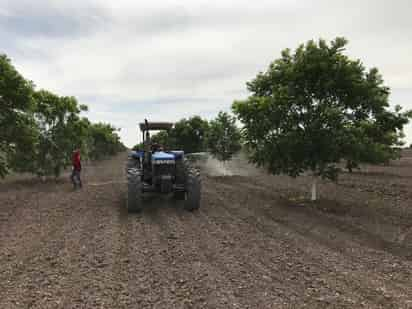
[1,0,411,147]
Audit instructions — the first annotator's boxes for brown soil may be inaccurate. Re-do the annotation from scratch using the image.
[1,151,412,308]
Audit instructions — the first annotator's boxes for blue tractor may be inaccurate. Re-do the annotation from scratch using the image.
[126,120,201,212]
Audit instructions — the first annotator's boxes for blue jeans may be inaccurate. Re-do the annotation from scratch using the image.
[71,169,82,188]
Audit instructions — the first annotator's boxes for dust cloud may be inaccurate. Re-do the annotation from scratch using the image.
[191,152,262,177]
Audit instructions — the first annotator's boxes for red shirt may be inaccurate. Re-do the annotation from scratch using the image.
[72,151,81,171]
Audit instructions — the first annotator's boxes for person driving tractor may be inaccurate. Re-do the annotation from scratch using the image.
[151,143,164,152]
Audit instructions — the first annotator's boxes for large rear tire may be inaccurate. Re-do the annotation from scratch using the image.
[127,169,142,213]
[184,166,201,211]
[127,157,140,169]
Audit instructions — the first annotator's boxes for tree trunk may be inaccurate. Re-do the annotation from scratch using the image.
[311,177,317,201]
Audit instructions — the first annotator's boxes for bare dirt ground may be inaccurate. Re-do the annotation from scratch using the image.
[1,151,412,308]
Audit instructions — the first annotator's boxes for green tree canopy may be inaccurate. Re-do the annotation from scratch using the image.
[151,130,173,149]
[132,143,144,151]
[88,123,125,160]
[170,116,209,153]
[207,112,242,162]
[27,90,91,177]
[233,37,411,187]
[0,54,37,176]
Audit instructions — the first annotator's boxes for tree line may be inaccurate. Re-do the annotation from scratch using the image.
[4,36,410,196]
[0,54,125,178]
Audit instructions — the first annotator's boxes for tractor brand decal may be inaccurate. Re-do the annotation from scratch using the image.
[153,160,175,165]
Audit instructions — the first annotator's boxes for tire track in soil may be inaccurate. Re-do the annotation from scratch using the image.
[121,213,152,308]
[151,205,250,308]
[140,203,234,308]
[131,207,177,307]
[205,177,412,308]
[126,212,170,309]
[172,209,289,308]
[115,167,165,308]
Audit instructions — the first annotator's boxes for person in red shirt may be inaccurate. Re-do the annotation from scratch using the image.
[71,149,82,189]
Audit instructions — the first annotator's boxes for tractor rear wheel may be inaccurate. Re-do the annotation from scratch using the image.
[127,170,142,212]
[127,157,140,169]
[184,167,201,211]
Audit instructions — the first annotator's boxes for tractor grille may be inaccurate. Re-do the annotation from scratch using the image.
[154,163,175,176]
